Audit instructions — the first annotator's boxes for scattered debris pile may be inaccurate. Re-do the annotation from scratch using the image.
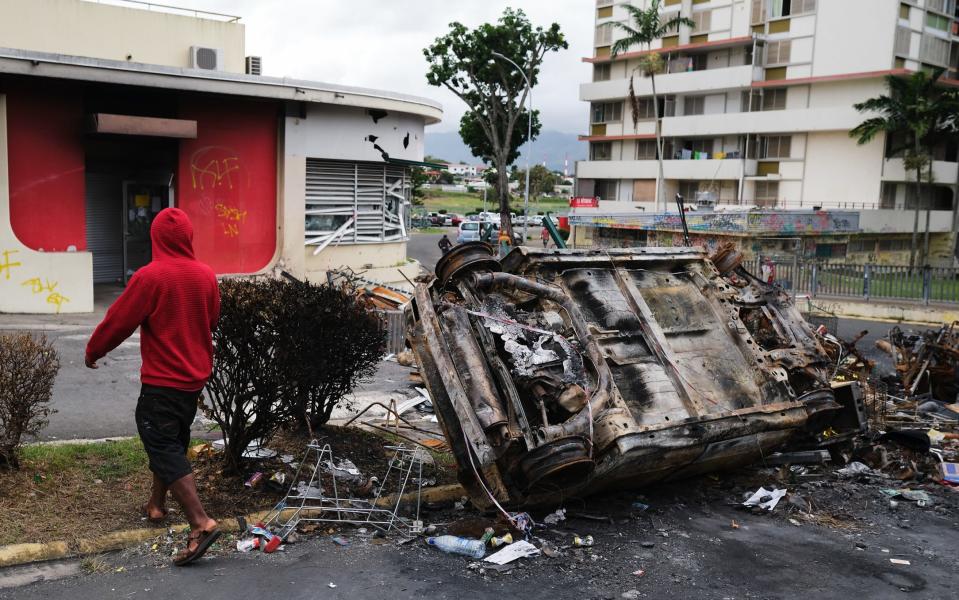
[879,321,959,404]
[406,242,866,508]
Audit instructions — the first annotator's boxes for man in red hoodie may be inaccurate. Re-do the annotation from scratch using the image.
[86,207,221,566]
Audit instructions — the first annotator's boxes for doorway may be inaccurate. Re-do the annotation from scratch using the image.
[123,179,172,283]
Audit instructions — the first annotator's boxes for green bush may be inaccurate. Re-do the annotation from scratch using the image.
[0,333,59,470]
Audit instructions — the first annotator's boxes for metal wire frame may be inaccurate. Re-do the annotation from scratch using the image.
[263,441,424,540]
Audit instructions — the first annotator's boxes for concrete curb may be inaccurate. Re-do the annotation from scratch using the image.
[0,510,271,569]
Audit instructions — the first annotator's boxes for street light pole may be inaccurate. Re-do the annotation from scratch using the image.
[491,51,532,244]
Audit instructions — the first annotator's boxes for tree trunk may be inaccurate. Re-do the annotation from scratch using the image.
[922,158,933,266]
[495,156,514,240]
[651,71,665,212]
[909,139,922,271]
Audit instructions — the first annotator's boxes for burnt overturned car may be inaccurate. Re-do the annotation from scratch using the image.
[407,242,863,508]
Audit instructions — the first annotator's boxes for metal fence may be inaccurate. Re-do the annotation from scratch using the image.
[742,259,959,304]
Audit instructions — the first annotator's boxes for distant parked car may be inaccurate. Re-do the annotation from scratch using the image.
[451,214,464,226]
[457,221,482,243]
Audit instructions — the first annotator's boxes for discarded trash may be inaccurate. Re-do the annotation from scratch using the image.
[426,535,486,559]
[325,458,363,483]
[328,582,337,589]
[764,450,831,465]
[632,502,650,511]
[742,487,788,511]
[330,535,350,546]
[572,534,594,547]
[291,481,324,499]
[880,488,934,507]
[483,540,540,565]
[542,508,566,525]
[939,462,959,484]
[480,528,495,544]
[236,538,260,552]
[490,533,513,548]
[730,520,740,529]
[187,443,215,461]
[890,558,911,565]
[837,462,874,477]
[244,472,264,489]
[622,590,641,600]
[632,569,645,577]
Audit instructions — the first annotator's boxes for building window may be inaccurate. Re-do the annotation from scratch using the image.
[683,95,706,115]
[920,35,951,65]
[679,138,714,157]
[895,26,912,55]
[595,22,614,46]
[678,180,704,199]
[593,63,612,81]
[595,179,618,201]
[926,12,950,30]
[590,142,613,161]
[305,159,410,246]
[878,238,910,252]
[691,10,711,33]
[755,135,792,158]
[751,0,766,24]
[741,89,762,111]
[636,139,658,160]
[632,98,654,120]
[765,40,791,65]
[770,0,817,18]
[761,88,787,110]
[816,243,847,259]
[899,3,910,19]
[591,101,623,124]
[755,180,779,206]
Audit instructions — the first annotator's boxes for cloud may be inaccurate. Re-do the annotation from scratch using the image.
[184,0,591,133]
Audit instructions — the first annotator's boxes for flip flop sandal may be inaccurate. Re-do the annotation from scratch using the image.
[141,504,169,524]
[173,528,222,567]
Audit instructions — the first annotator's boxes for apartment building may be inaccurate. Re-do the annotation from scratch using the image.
[573,0,959,264]
[0,0,440,313]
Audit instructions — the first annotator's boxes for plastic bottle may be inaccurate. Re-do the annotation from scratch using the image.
[425,535,486,559]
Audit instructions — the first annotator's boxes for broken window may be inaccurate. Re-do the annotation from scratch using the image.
[304,159,410,248]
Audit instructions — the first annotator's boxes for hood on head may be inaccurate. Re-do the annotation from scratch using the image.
[151,207,195,260]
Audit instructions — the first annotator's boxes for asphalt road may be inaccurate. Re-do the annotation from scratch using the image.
[407,229,454,274]
[4,480,955,599]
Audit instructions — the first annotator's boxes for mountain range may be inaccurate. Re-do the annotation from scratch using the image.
[424,130,586,174]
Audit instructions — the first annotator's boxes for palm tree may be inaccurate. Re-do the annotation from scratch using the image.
[850,68,957,268]
[611,1,693,211]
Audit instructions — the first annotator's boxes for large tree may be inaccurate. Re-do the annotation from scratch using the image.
[424,9,566,239]
[611,1,693,211]
[516,164,561,199]
[851,69,958,268]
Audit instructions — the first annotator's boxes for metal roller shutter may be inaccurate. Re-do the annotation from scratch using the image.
[85,173,123,283]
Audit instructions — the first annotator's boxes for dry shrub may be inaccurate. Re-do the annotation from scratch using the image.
[0,333,59,469]
[205,277,384,473]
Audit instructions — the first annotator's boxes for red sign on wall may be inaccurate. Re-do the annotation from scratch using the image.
[569,196,599,208]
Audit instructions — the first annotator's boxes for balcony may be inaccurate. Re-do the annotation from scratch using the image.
[881,158,958,184]
[577,158,754,180]
[581,65,754,102]
[661,106,866,136]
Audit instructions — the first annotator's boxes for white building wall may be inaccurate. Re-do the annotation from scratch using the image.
[802,131,885,209]
[811,0,898,75]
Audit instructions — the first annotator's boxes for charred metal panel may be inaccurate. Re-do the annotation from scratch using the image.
[407,243,858,507]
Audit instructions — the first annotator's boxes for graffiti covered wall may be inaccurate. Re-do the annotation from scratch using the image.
[177,97,279,274]
[569,210,860,235]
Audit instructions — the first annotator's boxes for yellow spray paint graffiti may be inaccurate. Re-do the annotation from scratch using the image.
[21,277,70,313]
[214,202,247,238]
[0,249,22,280]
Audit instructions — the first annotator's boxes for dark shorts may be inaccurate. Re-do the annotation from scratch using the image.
[135,384,201,485]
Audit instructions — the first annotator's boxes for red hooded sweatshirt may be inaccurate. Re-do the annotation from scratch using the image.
[86,208,220,391]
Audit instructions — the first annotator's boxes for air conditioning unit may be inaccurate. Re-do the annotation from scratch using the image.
[190,46,222,71]
[245,56,262,76]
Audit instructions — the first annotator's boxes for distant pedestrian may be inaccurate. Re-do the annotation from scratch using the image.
[497,228,512,257]
[541,226,550,248]
[85,208,221,567]
[761,257,776,284]
[438,234,452,255]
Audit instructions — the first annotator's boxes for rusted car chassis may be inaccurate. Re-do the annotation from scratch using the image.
[407,243,859,508]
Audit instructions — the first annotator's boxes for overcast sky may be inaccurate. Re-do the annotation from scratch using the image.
[181,1,592,134]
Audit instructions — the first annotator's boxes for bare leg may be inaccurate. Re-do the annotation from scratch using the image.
[168,474,217,533]
[144,474,169,519]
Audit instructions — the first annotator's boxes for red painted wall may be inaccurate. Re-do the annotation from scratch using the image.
[177,97,278,274]
[5,84,86,251]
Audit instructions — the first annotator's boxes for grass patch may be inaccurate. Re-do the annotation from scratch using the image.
[421,190,568,216]
[21,438,147,482]
[413,227,449,234]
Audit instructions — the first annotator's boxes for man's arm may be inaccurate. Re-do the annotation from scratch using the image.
[85,273,155,368]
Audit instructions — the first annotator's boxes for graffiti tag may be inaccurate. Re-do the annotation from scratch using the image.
[21,277,69,313]
[0,249,22,280]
